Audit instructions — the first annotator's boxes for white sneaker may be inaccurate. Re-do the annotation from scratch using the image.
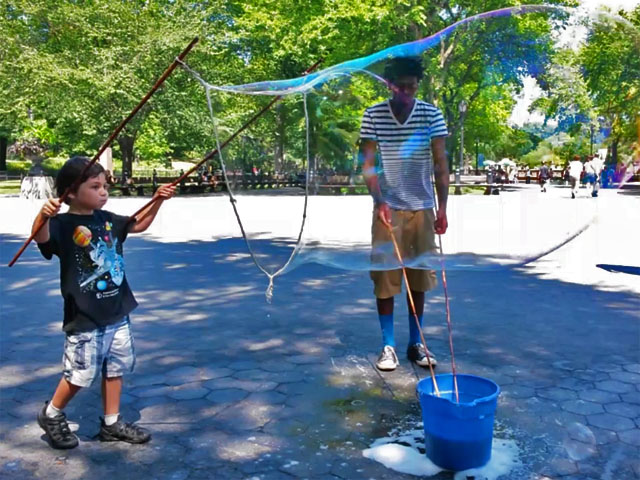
[376,345,399,371]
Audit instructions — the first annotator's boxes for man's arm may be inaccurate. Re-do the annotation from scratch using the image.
[360,139,391,225]
[431,136,449,234]
[361,139,382,203]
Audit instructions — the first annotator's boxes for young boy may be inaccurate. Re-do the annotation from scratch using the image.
[32,156,175,449]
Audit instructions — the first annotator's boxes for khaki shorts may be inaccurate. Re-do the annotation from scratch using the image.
[370,208,438,299]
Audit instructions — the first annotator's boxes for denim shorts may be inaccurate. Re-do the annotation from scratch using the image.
[62,317,135,388]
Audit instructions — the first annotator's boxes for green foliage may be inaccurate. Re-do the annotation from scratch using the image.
[136,114,171,163]
[41,157,66,175]
[1,0,225,170]
[520,141,562,167]
[1,0,634,179]
[6,160,30,175]
[6,157,66,176]
[19,119,57,146]
[530,6,640,163]
[580,8,640,162]
[531,48,595,130]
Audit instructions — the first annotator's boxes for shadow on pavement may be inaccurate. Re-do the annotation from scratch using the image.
[1,233,638,479]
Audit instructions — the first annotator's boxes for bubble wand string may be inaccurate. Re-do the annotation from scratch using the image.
[385,222,440,397]
[432,168,460,403]
[8,37,200,267]
[436,233,460,403]
[125,58,324,225]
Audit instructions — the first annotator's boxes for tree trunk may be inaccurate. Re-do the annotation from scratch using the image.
[611,137,619,165]
[0,136,7,171]
[445,126,457,172]
[274,105,285,174]
[307,96,318,193]
[117,135,135,178]
[313,154,319,195]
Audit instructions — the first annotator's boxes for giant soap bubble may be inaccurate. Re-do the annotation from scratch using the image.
[179,5,640,298]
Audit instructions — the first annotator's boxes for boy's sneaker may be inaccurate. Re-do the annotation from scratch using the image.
[98,416,151,444]
[407,343,438,367]
[376,345,399,371]
[37,402,79,449]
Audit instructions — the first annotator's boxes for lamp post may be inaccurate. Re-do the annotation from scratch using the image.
[455,100,467,195]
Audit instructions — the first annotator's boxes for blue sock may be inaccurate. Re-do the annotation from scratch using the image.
[408,313,423,345]
[378,314,395,348]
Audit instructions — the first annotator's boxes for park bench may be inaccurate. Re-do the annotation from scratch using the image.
[311,174,365,194]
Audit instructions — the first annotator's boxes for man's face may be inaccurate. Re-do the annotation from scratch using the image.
[390,75,419,104]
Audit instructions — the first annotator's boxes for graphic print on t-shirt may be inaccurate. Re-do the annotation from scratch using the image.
[72,221,125,296]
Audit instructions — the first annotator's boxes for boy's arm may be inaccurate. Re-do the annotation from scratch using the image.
[129,184,176,233]
[432,136,449,234]
[32,198,62,244]
[361,139,391,225]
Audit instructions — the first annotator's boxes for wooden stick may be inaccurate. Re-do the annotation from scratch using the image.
[8,37,200,267]
[127,58,324,222]
[431,172,460,402]
[385,222,440,397]
[436,234,460,403]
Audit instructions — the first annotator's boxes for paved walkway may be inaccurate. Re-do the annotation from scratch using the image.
[1,190,639,479]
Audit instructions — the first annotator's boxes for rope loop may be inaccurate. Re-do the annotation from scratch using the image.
[182,61,312,302]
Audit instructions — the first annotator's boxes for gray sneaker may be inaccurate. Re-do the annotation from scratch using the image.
[98,416,151,444]
[376,345,399,371]
[37,402,79,449]
[407,343,438,367]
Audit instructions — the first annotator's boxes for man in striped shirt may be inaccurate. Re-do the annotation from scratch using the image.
[360,56,450,371]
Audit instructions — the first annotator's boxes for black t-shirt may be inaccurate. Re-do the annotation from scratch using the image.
[37,210,138,333]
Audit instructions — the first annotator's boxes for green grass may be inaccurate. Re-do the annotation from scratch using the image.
[339,186,368,195]
[449,185,487,195]
[0,180,21,194]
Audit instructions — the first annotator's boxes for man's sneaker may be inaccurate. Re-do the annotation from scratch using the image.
[98,416,151,444]
[376,345,399,371]
[37,402,79,449]
[407,343,438,368]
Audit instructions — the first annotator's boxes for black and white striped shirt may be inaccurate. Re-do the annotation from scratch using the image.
[360,99,448,211]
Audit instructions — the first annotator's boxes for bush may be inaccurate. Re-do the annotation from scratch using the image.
[5,157,67,176]
[42,157,67,175]
[6,160,30,175]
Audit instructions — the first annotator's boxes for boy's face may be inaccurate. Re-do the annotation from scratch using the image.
[69,173,109,210]
[390,75,419,105]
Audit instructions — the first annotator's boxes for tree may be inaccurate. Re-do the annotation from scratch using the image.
[419,3,573,167]
[579,6,640,163]
[1,0,232,173]
[4,0,615,179]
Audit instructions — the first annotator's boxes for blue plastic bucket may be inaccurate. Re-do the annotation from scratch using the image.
[416,374,500,471]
